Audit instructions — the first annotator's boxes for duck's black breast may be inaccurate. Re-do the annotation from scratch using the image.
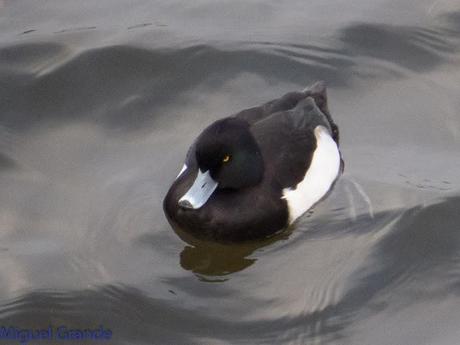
[163,167,288,241]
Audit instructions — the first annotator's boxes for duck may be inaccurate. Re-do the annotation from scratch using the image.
[163,81,343,242]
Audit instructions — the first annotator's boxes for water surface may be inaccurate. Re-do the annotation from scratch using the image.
[1,1,460,344]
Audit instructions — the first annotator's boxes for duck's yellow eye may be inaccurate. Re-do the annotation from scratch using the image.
[222,154,231,163]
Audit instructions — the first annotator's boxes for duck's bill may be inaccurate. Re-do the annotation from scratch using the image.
[178,170,218,209]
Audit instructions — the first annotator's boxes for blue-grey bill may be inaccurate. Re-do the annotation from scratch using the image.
[178,170,218,209]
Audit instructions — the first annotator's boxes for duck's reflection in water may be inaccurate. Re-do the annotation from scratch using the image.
[171,224,293,280]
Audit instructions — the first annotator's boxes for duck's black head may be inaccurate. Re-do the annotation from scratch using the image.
[178,118,263,209]
[196,117,263,189]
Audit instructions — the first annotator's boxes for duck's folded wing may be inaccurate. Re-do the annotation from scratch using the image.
[251,97,336,189]
[233,82,337,139]
[234,91,306,125]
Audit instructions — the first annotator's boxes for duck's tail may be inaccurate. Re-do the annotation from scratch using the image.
[303,81,339,144]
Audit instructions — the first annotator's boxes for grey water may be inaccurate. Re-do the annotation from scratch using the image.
[1,0,460,344]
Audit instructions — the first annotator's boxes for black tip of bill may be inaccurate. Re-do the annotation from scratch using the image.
[178,199,194,209]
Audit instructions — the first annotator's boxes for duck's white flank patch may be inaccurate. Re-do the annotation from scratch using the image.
[282,126,341,224]
[176,164,187,179]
